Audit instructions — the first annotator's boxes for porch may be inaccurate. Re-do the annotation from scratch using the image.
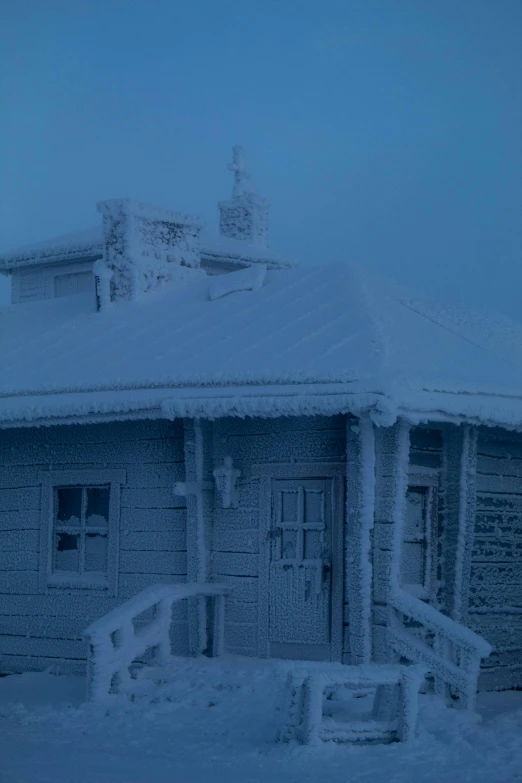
[82,579,491,743]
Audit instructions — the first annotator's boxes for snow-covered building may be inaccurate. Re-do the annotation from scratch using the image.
[0,148,520,706]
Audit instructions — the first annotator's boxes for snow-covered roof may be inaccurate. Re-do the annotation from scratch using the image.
[0,225,295,271]
[1,263,521,429]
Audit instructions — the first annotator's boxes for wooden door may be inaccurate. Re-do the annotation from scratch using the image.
[268,478,341,661]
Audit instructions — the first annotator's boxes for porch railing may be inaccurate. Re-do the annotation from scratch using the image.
[83,582,227,701]
[388,588,492,711]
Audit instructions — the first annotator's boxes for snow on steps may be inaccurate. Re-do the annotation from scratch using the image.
[280,662,426,745]
[83,583,228,701]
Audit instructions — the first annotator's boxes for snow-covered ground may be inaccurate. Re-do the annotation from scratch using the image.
[1,657,521,783]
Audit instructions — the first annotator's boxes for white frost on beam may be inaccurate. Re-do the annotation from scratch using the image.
[346,415,375,664]
[452,425,478,623]
[161,391,396,423]
[183,419,213,655]
[183,419,208,584]
[390,421,412,586]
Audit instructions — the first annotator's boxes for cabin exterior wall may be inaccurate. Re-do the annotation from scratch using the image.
[469,427,522,691]
[1,414,520,689]
[210,415,348,658]
[0,419,187,675]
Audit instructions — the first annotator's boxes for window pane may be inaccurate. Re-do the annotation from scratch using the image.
[304,529,322,559]
[86,486,110,526]
[401,541,425,586]
[56,487,82,526]
[404,489,427,540]
[281,529,298,559]
[304,491,323,525]
[54,533,80,571]
[281,492,298,522]
[84,533,108,573]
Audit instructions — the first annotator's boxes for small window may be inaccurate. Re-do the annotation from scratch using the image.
[52,486,110,580]
[54,271,94,298]
[400,483,436,600]
[39,470,125,594]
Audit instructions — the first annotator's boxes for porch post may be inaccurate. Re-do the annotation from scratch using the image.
[443,425,478,623]
[372,420,411,662]
[183,418,213,655]
[345,414,375,664]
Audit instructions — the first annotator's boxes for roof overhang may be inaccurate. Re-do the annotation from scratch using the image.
[1,381,521,432]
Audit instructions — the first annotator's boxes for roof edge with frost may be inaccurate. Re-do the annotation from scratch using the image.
[1,381,521,432]
[0,229,296,271]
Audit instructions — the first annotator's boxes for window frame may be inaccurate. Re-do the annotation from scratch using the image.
[39,469,125,595]
[402,469,439,601]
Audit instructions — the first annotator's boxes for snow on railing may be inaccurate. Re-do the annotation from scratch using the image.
[83,583,227,701]
[388,588,492,711]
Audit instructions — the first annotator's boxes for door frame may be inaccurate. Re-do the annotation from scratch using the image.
[254,463,345,661]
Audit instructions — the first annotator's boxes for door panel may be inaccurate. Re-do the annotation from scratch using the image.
[268,478,336,661]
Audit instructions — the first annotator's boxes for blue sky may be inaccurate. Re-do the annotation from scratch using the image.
[1,0,521,316]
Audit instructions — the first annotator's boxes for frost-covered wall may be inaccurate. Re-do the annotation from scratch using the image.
[97,199,204,303]
[0,420,188,675]
[211,415,347,658]
[2,411,518,683]
[218,193,269,248]
[468,428,522,691]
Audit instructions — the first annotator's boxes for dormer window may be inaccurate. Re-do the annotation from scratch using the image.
[54,270,94,298]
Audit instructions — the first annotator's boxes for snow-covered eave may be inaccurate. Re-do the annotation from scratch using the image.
[0,241,295,272]
[397,389,522,432]
[0,383,392,429]
[0,246,103,270]
[0,382,521,432]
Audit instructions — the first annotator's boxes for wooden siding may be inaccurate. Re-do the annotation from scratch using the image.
[11,259,99,304]
[0,419,187,675]
[211,415,347,658]
[469,428,522,690]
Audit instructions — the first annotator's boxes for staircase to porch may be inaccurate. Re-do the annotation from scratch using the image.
[83,581,493,744]
[388,587,492,712]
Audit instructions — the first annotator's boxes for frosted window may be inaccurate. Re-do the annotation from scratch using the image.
[281,492,298,522]
[54,271,94,298]
[85,534,108,572]
[52,485,110,578]
[401,486,432,592]
[304,491,323,524]
[402,542,425,585]
[404,490,426,540]
[54,533,80,572]
[281,529,298,559]
[86,486,110,526]
[56,487,82,525]
[304,529,322,559]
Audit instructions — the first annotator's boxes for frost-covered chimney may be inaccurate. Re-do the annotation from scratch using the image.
[218,146,269,248]
[95,198,205,305]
